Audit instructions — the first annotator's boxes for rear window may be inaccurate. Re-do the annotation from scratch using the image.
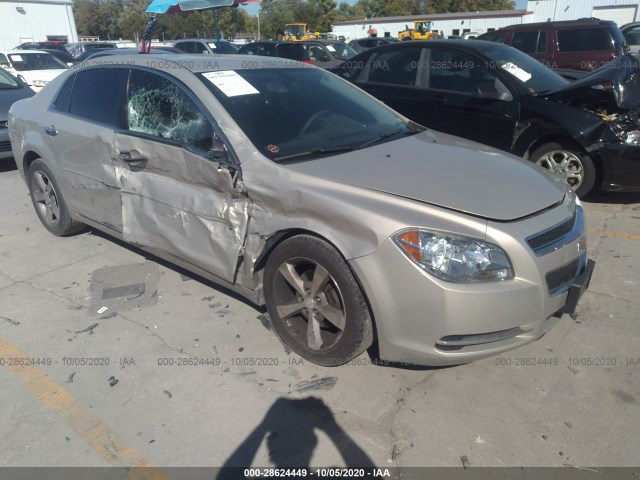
[557,28,612,52]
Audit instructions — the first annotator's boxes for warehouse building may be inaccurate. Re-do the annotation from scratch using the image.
[0,0,78,50]
[332,0,640,41]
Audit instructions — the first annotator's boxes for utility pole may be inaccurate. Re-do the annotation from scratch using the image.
[257,11,260,40]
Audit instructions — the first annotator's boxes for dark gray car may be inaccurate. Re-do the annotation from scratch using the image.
[0,68,34,160]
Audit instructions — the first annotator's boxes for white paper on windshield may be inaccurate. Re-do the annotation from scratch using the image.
[11,55,23,62]
[501,62,531,82]
[207,43,217,49]
[326,45,336,52]
[202,70,259,97]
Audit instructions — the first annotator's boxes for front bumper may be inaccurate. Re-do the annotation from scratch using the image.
[598,142,640,192]
[349,202,592,366]
[0,126,12,159]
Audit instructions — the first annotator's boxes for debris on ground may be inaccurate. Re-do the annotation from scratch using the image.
[89,262,159,315]
[293,377,337,393]
[461,455,470,469]
[163,390,172,399]
[65,372,76,384]
[108,376,119,387]
[1,316,20,326]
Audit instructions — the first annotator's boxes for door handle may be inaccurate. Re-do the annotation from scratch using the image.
[43,125,57,136]
[118,151,148,169]
[434,96,447,105]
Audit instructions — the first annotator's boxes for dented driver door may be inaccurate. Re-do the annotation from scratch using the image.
[114,68,250,283]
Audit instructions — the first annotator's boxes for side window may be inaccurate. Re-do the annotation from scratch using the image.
[241,44,257,55]
[427,49,509,97]
[127,69,212,151]
[537,31,547,52]
[624,26,640,44]
[52,74,75,112]
[0,54,8,67]
[69,68,128,125]
[262,45,276,56]
[558,28,611,52]
[367,48,421,86]
[512,31,540,53]
[178,42,197,54]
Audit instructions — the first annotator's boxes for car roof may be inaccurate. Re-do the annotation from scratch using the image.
[300,39,347,44]
[2,49,50,54]
[500,18,617,29]
[243,40,299,45]
[78,53,313,72]
[175,39,232,42]
[365,39,509,51]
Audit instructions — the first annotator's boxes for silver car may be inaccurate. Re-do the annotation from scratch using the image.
[8,55,594,367]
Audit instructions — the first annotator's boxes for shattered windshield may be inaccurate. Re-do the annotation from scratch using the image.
[483,46,568,94]
[201,68,419,162]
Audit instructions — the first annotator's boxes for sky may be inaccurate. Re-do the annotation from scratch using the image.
[241,0,530,18]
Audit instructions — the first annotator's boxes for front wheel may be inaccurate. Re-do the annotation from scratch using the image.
[529,142,596,198]
[28,159,84,236]
[264,235,374,366]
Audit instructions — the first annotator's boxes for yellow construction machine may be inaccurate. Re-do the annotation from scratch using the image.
[398,21,434,41]
[283,23,317,41]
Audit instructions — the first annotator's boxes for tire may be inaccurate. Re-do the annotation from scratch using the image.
[28,159,84,236]
[529,142,596,198]
[264,235,374,366]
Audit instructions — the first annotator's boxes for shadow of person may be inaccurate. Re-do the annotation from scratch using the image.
[217,396,375,479]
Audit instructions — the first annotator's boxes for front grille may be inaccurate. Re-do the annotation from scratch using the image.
[546,257,581,294]
[0,141,11,152]
[528,214,575,251]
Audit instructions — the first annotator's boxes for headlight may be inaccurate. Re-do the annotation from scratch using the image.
[626,131,640,145]
[392,229,514,282]
[32,80,49,88]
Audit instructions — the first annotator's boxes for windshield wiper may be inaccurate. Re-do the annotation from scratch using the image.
[272,146,357,163]
[357,128,416,149]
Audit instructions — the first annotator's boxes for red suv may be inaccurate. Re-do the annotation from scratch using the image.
[478,18,629,71]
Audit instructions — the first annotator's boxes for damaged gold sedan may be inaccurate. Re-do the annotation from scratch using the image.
[9,55,593,366]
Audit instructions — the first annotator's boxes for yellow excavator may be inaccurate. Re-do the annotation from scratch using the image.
[398,21,434,41]
[283,23,317,41]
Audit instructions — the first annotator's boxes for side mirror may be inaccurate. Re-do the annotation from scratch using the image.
[320,54,331,62]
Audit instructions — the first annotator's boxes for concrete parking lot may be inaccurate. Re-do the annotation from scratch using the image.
[1,157,639,470]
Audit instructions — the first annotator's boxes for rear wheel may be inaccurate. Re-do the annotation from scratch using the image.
[529,142,596,198]
[264,235,373,366]
[28,159,84,236]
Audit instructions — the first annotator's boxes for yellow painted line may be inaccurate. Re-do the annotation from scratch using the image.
[0,335,168,480]
[586,226,640,242]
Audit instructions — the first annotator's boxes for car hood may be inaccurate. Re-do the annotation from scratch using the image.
[546,53,640,109]
[285,131,566,221]
[0,87,34,120]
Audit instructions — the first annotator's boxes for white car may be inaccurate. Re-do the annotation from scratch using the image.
[0,50,68,92]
